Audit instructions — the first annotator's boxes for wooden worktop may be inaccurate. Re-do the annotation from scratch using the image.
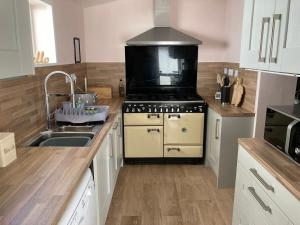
[204,96,255,117]
[239,138,300,201]
[0,97,123,225]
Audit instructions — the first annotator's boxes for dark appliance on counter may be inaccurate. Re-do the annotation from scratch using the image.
[264,105,300,164]
[123,45,207,164]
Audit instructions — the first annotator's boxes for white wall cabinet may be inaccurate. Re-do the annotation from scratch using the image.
[0,0,34,79]
[240,0,300,74]
[205,108,253,188]
[93,113,123,225]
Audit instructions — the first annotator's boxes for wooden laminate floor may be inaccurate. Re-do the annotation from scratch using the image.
[106,165,234,225]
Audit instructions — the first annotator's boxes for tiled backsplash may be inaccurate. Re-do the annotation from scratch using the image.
[0,63,86,146]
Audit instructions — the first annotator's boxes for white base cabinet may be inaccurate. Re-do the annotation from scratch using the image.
[205,108,253,188]
[233,145,300,225]
[93,113,123,225]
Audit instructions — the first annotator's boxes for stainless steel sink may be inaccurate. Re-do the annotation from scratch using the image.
[26,131,95,147]
[56,126,94,133]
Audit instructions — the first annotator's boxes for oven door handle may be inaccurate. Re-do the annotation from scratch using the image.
[168,114,181,119]
[148,113,160,119]
[285,120,299,155]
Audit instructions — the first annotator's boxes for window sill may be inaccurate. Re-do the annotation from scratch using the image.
[34,63,57,68]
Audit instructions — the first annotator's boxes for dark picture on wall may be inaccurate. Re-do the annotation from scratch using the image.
[73,37,81,64]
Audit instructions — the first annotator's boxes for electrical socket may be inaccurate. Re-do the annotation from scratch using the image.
[65,73,77,84]
[224,68,228,75]
[228,68,234,76]
[234,70,239,77]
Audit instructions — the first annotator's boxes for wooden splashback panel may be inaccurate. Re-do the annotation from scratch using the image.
[87,63,125,97]
[0,63,86,146]
[223,63,258,113]
[86,62,257,113]
[0,62,256,146]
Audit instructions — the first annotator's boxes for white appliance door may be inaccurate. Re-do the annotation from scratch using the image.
[58,169,98,225]
[78,180,97,225]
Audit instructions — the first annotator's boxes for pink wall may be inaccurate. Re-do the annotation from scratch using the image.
[171,0,227,62]
[83,0,153,62]
[52,0,85,64]
[83,0,244,63]
[224,0,244,63]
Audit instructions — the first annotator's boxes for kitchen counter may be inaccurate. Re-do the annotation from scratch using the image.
[239,138,300,201]
[204,96,255,117]
[0,97,123,225]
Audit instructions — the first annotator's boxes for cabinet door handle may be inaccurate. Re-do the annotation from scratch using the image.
[167,147,181,152]
[168,114,181,119]
[109,133,114,158]
[148,113,160,118]
[248,187,272,214]
[269,14,282,63]
[249,168,275,193]
[283,0,291,48]
[113,122,119,130]
[147,128,160,133]
[259,17,271,62]
[215,119,220,139]
[118,117,122,137]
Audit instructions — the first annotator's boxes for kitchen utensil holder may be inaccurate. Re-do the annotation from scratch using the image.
[221,86,231,104]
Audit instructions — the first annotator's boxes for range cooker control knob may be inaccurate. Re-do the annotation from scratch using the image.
[171,108,174,113]
[137,108,141,112]
[154,108,157,113]
[148,108,152,113]
[160,108,163,113]
[132,108,136,113]
[166,108,169,113]
[177,108,180,112]
[126,108,130,113]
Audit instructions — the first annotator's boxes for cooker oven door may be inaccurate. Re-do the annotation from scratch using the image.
[164,113,204,145]
[124,126,163,158]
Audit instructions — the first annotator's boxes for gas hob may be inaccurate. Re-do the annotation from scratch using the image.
[125,93,205,103]
[123,93,207,114]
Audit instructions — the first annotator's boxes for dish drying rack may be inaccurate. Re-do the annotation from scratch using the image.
[55,105,109,124]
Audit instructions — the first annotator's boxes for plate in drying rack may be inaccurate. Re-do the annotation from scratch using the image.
[55,105,109,124]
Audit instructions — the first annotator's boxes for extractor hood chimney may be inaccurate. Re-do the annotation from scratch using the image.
[126,0,202,46]
[154,0,171,27]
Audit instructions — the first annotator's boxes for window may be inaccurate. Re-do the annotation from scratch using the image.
[29,0,56,65]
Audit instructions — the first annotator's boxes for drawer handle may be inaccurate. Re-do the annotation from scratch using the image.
[147,128,160,133]
[168,114,181,119]
[148,113,160,119]
[250,168,275,193]
[248,187,272,214]
[167,147,181,152]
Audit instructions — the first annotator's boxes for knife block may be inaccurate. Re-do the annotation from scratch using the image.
[0,133,17,167]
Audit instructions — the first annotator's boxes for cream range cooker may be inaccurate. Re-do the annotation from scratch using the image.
[123,98,207,164]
